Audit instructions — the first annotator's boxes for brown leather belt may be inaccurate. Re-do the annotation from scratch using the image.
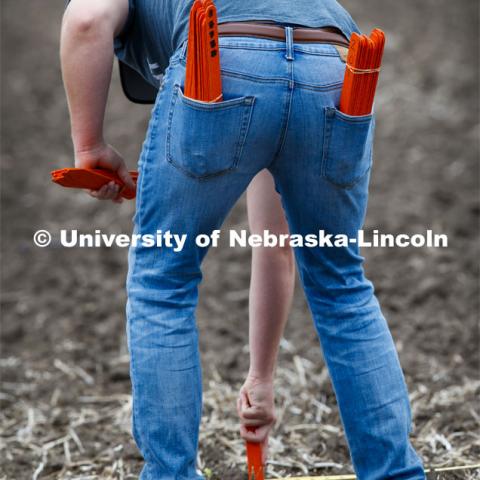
[217,22,350,48]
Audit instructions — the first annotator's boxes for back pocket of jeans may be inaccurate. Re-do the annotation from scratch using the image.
[166,84,255,179]
[322,107,375,188]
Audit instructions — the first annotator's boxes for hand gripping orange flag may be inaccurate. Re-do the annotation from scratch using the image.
[51,168,138,200]
[52,1,223,198]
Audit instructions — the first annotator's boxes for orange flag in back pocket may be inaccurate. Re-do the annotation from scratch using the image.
[185,0,222,102]
[340,29,385,116]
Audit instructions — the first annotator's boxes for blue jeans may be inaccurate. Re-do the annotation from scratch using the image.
[126,29,425,480]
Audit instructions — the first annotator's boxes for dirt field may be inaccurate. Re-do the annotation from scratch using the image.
[1,1,479,479]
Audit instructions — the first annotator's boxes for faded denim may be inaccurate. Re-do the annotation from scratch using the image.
[126,31,426,480]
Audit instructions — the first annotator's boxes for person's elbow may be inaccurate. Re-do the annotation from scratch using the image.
[62,2,114,38]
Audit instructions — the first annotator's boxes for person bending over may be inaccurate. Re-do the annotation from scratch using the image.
[61,0,425,478]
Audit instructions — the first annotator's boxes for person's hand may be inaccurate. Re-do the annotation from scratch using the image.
[236,374,276,464]
[74,143,135,203]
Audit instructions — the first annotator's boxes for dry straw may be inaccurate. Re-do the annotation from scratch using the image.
[1,345,479,479]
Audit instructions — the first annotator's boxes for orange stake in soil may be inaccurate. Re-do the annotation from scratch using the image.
[243,389,264,479]
[246,427,264,480]
[339,29,386,116]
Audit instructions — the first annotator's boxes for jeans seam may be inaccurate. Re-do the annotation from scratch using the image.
[329,106,374,124]
[296,82,343,92]
[220,43,286,51]
[222,67,344,91]
[321,107,333,177]
[135,107,158,230]
[219,43,342,56]
[128,318,161,470]
[221,68,289,84]
[135,58,178,229]
[233,96,256,169]
[267,82,293,170]
[178,57,342,91]
[179,57,288,85]
[174,83,254,110]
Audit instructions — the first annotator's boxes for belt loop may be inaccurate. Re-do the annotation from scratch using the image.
[285,26,294,61]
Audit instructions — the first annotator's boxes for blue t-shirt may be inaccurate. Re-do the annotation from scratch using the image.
[114,0,360,88]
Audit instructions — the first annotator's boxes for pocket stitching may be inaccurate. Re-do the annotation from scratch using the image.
[321,108,334,177]
[175,83,255,110]
[166,85,255,180]
[330,106,374,124]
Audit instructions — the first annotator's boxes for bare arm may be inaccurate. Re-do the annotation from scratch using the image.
[246,172,295,382]
[237,172,295,462]
[60,0,134,199]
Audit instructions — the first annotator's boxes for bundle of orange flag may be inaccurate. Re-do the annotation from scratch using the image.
[184,0,222,102]
[51,168,138,200]
[339,29,385,116]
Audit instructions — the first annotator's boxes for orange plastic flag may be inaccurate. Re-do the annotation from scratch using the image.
[51,168,138,200]
[185,0,222,102]
[339,29,385,116]
[246,427,264,480]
